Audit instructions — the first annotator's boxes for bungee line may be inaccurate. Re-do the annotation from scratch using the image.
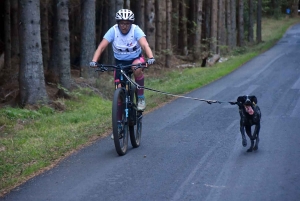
[121,70,236,105]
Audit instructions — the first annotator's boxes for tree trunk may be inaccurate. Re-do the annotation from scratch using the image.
[203,0,211,58]
[100,1,109,63]
[145,0,156,55]
[210,0,218,54]
[256,0,262,43]
[237,0,244,46]
[165,0,172,67]
[80,0,96,79]
[48,2,60,80]
[218,0,226,55]
[11,0,20,59]
[49,0,72,89]
[189,0,196,51]
[40,0,50,70]
[135,0,145,30]
[125,0,130,9]
[230,0,237,47]
[291,0,299,17]
[18,0,48,105]
[156,0,166,57]
[226,0,232,50]
[155,1,167,59]
[172,0,179,54]
[193,0,203,61]
[69,1,81,70]
[248,0,254,44]
[4,0,11,71]
[180,0,188,55]
[96,1,104,47]
[272,0,280,19]
[57,0,72,90]
[116,0,123,11]
[107,0,117,64]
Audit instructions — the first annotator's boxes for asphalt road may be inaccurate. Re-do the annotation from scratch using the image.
[2,23,300,201]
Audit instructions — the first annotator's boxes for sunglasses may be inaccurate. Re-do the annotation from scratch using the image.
[118,22,132,27]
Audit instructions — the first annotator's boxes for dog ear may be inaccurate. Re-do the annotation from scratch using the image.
[237,96,245,103]
[250,96,257,104]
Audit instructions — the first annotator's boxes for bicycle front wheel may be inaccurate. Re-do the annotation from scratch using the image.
[112,88,128,156]
[129,90,142,148]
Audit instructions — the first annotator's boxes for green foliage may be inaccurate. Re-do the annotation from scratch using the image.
[231,46,249,56]
[38,106,55,115]
[262,0,272,14]
[161,48,173,56]
[0,107,53,120]
[243,0,293,30]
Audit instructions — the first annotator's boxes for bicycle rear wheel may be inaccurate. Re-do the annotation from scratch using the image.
[129,90,142,148]
[112,88,128,156]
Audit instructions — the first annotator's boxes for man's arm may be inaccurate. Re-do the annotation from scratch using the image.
[92,39,110,62]
[138,37,154,59]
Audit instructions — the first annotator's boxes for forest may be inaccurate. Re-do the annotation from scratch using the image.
[0,0,299,107]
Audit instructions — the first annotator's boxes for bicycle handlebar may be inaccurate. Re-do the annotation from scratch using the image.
[92,61,148,72]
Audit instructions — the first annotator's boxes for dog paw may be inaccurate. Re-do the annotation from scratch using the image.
[242,139,247,147]
[247,148,253,152]
[253,146,258,151]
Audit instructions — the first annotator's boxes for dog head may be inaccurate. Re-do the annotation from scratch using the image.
[237,95,258,115]
[237,95,257,105]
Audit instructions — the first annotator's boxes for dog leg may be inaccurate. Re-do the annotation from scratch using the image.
[253,124,260,150]
[239,109,248,147]
[240,125,247,147]
[253,136,259,151]
[247,141,254,152]
[253,124,260,151]
[245,126,254,152]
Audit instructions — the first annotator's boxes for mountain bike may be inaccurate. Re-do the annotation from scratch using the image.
[94,62,148,156]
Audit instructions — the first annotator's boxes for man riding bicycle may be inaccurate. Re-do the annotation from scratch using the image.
[90,9,155,111]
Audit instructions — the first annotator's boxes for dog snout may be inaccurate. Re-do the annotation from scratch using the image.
[245,99,251,105]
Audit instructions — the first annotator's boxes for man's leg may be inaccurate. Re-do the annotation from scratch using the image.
[132,57,146,110]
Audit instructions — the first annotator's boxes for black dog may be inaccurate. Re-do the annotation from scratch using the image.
[231,95,261,152]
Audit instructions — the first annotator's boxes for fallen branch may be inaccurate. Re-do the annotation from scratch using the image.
[207,54,220,66]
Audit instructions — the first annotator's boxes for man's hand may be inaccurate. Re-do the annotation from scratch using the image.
[89,61,98,68]
[147,58,155,65]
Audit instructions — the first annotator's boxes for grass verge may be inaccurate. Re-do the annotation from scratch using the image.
[0,17,299,196]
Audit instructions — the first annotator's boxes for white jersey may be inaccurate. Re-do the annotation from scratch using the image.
[103,24,146,61]
[112,24,141,54]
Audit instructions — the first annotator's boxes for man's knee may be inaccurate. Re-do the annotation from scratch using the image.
[134,68,143,77]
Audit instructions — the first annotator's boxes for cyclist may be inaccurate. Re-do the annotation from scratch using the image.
[90,9,155,111]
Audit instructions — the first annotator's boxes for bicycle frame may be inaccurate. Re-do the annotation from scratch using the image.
[117,70,137,126]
